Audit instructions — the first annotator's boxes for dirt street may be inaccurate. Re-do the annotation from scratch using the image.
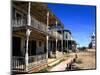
[47,49,96,72]
[73,49,96,70]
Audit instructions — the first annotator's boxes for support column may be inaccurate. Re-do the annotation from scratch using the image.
[25,29,31,71]
[61,28,63,54]
[25,2,31,71]
[67,32,69,53]
[46,11,49,59]
[27,2,31,26]
[55,21,58,58]
[71,40,73,52]
[51,40,53,56]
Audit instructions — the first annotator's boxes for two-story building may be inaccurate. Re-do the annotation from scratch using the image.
[12,1,64,73]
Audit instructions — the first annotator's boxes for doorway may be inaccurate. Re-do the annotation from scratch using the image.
[12,36,21,56]
[28,40,36,56]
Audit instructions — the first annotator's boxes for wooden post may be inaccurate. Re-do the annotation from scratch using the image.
[27,2,31,26]
[51,40,53,56]
[25,2,31,71]
[67,32,68,53]
[61,28,63,54]
[46,11,49,60]
[55,21,58,58]
[25,29,31,71]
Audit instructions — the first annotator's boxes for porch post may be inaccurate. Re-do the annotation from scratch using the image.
[55,21,58,58]
[67,32,68,53]
[51,40,53,56]
[61,28,63,54]
[46,11,49,59]
[25,29,31,71]
[25,2,31,71]
[27,2,31,26]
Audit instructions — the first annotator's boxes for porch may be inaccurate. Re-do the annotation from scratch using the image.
[12,26,48,73]
[12,54,47,72]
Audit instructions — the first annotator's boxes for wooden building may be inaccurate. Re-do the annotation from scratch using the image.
[11,1,64,73]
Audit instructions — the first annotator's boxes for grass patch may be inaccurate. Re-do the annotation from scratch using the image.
[75,59,82,64]
[39,68,48,72]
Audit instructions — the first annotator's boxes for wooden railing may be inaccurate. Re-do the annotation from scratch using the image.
[12,17,47,32]
[12,56,25,70]
[48,30,63,40]
[12,17,62,39]
[57,33,63,40]
[12,18,27,27]
[31,17,46,32]
[12,54,47,70]
[28,54,47,69]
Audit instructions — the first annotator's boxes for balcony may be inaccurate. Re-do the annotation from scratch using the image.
[31,17,46,33]
[12,18,27,27]
[12,17,46,33]
[48,31,63,40]
[57,33,63,40]
[12,16,63,40]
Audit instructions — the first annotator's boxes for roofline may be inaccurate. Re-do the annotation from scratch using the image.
[63,30,72,34]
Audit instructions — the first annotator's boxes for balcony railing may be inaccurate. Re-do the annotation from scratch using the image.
[48,30,63,40]
[12,18,27,27]
[31,17,46,32]
[12,54,47,71]
[12,17,62,39]
[57,33,63,40]
[12,17,46,32]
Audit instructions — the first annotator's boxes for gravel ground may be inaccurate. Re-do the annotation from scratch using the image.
[73,50,96,70]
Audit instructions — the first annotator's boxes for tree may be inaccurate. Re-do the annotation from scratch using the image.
[88,42,92,49]
[78,46,87,51]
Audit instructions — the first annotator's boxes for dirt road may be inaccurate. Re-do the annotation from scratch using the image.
[73,50,96,70]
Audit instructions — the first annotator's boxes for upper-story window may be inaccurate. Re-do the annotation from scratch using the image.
[15,10,23,19]
[15,11,23,25]
[12,8,27,26]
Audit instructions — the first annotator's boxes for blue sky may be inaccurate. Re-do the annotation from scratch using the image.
[48,3,96,47]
